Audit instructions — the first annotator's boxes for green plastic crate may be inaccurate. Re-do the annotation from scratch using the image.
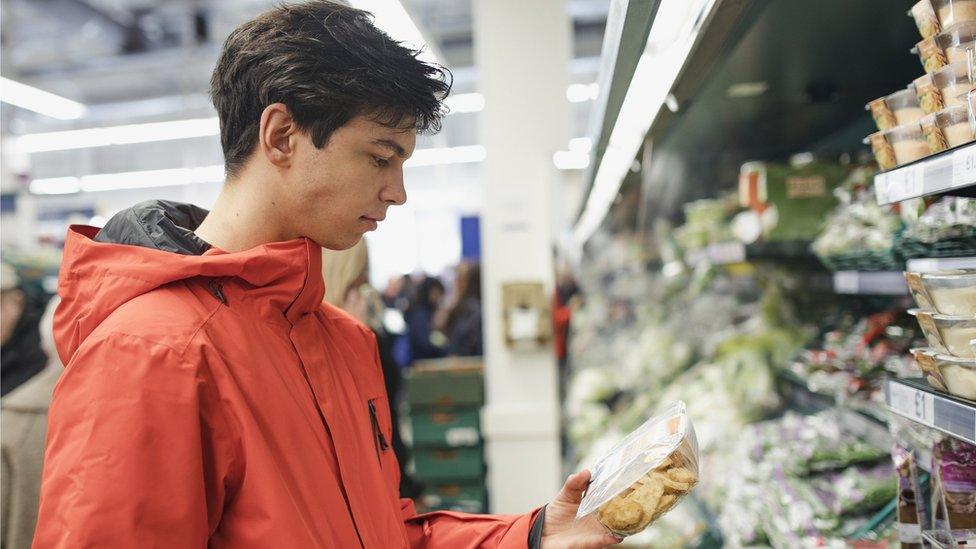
[411,408,481,448]
[407,358,484,409]
[421,482,487,513]
[413,446,485,481]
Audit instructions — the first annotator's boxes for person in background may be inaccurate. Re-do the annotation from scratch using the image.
[2,296,61,549]
[405,275,447,361]
[1,263,48,397]
[383,273,415,312]
[321,240,421,500]
[440,261,483,356]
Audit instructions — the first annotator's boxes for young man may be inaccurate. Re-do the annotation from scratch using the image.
[33,2,621,548]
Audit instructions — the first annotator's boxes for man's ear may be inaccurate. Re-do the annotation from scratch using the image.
[259,103,297,168]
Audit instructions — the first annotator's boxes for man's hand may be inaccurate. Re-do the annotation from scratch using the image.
[542,470,623,549]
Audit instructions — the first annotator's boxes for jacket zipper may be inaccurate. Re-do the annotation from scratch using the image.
[208,279,227,305]
[367,399,389,461]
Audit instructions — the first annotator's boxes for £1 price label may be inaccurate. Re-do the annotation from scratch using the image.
[952,146,976,189]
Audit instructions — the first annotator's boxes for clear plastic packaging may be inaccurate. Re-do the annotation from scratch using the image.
[913,0,944,39]
[922,529,976,548]
[888,88,927,125]
[942,21,976,63]
[867,98,898,131]
[909,308,976,358]
[865,132,897,171]
[918,73,947,113]
[576,401,700,537]
[917,35,950,73]
[886,122,930,166]
[934,0,976,28]
[907,270,976,315]
[912,347,976,400]
[923,112,950,153]
[934,61,976,107]
[938,104,976,145]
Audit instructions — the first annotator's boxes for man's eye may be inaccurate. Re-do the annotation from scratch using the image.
[373,156,390,167]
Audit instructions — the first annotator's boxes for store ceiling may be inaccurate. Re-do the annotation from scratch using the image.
[638,0,922,224]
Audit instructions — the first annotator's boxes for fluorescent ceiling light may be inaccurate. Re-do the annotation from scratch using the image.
[1,77,87,120]
[11,117,220,153]
[347,0,444,65]
[566,82,600,103]
[444,92,485,114]
[574,0,718,247]
[29,145,486,194]
[727,81,768,98]
[405,145,486,167]
[553,150,590,170]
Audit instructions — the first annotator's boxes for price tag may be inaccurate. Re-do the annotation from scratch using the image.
[888,382,934,426]
[952,145,976,188]
[886,164,924,201]
[874,175,889,204]
[833,271,859,294]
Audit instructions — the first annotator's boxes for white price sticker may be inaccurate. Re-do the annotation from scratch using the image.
[888,382,934,426]
[874,175,889,204]
[952,146,976,188]
[708,242,746,264]
[886,164,924,201]
[834,271,859,294]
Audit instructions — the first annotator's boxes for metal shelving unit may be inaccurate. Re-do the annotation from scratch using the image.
[832,271,907,295]
[885,378,976,446]
[874,143,976,205]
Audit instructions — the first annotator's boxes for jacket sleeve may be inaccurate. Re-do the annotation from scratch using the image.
[401,498,544,549]
[32,333,241,548]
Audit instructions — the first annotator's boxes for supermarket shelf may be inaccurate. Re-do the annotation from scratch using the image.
[906,256,976,273]
[874,142,976,205]
[885,378,976,445]
[779,370,888,429]
[832,271,907,295]
[687,240,820,267]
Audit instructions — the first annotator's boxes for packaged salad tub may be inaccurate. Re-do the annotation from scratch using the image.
[576,401,699,538]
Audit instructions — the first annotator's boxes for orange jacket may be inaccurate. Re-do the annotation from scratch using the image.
[34,215,539,548]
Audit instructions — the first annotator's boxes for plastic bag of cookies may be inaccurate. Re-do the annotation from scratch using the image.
[575,401,700,537]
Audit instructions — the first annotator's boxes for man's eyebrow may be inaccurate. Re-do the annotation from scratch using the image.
[371,139,407,158]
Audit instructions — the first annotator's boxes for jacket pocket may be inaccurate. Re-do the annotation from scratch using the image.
[368,398,390,462]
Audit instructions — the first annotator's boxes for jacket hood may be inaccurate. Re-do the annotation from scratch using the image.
[55,200,325,365]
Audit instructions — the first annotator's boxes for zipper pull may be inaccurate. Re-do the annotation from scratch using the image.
[208,279,227,305]
[368,400,390,452]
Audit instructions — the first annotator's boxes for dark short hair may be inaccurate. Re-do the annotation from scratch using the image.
[210,1,452,176]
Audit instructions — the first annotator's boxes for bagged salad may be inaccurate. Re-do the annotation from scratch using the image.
[576,401,700,537]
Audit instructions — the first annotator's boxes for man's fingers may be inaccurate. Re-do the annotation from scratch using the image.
[556,470,592,504]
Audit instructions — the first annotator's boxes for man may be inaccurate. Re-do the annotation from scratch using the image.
[33,2,621,548]
[1,262,48,397]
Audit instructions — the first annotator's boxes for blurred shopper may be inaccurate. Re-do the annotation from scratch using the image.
[1,263,48,397]
[440,261,483,356]
[2,296,61,549]
[405,275,447,361]
[32,3,617,548]
[321,240,422,500]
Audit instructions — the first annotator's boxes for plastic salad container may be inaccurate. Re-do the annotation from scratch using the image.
[922,112,950,153]
[865,132,897,171]
[906,270,976,315]
[917,73,947,113]
[912,0,943,39]
[917,35,949,73]
[909,309,976,358]
[933,0,976,28]
[913,348,976,400]
[888,88,927,125]
[933,61,976,107]
[886,123,930,165]
[576,401,699,538]
[942,20,976,63]
[937,103,976,146]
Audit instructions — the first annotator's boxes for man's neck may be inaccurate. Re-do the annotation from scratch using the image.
[194,172,294,253]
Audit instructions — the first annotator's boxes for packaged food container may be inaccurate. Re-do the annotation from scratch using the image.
[937,104,976,146]
[865,132,898,171]
[913,0,944,39]
[914,348,976,401]
[933,61,976,107]
[917,73,947,113]
[922,113,950,152]
[921,529,976,549]
[942,20,976,62]
[933,0,976,28]
[907,270,976,315]
[577,401,699,538]
[909,309,976,358]
[917,35,950,73]
[888,88,927,125]
[969,89,976,134]
[867,98,898,131]
[886,123,931,166]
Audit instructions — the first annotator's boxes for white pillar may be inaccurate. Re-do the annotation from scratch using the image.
[472,0,572,513]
